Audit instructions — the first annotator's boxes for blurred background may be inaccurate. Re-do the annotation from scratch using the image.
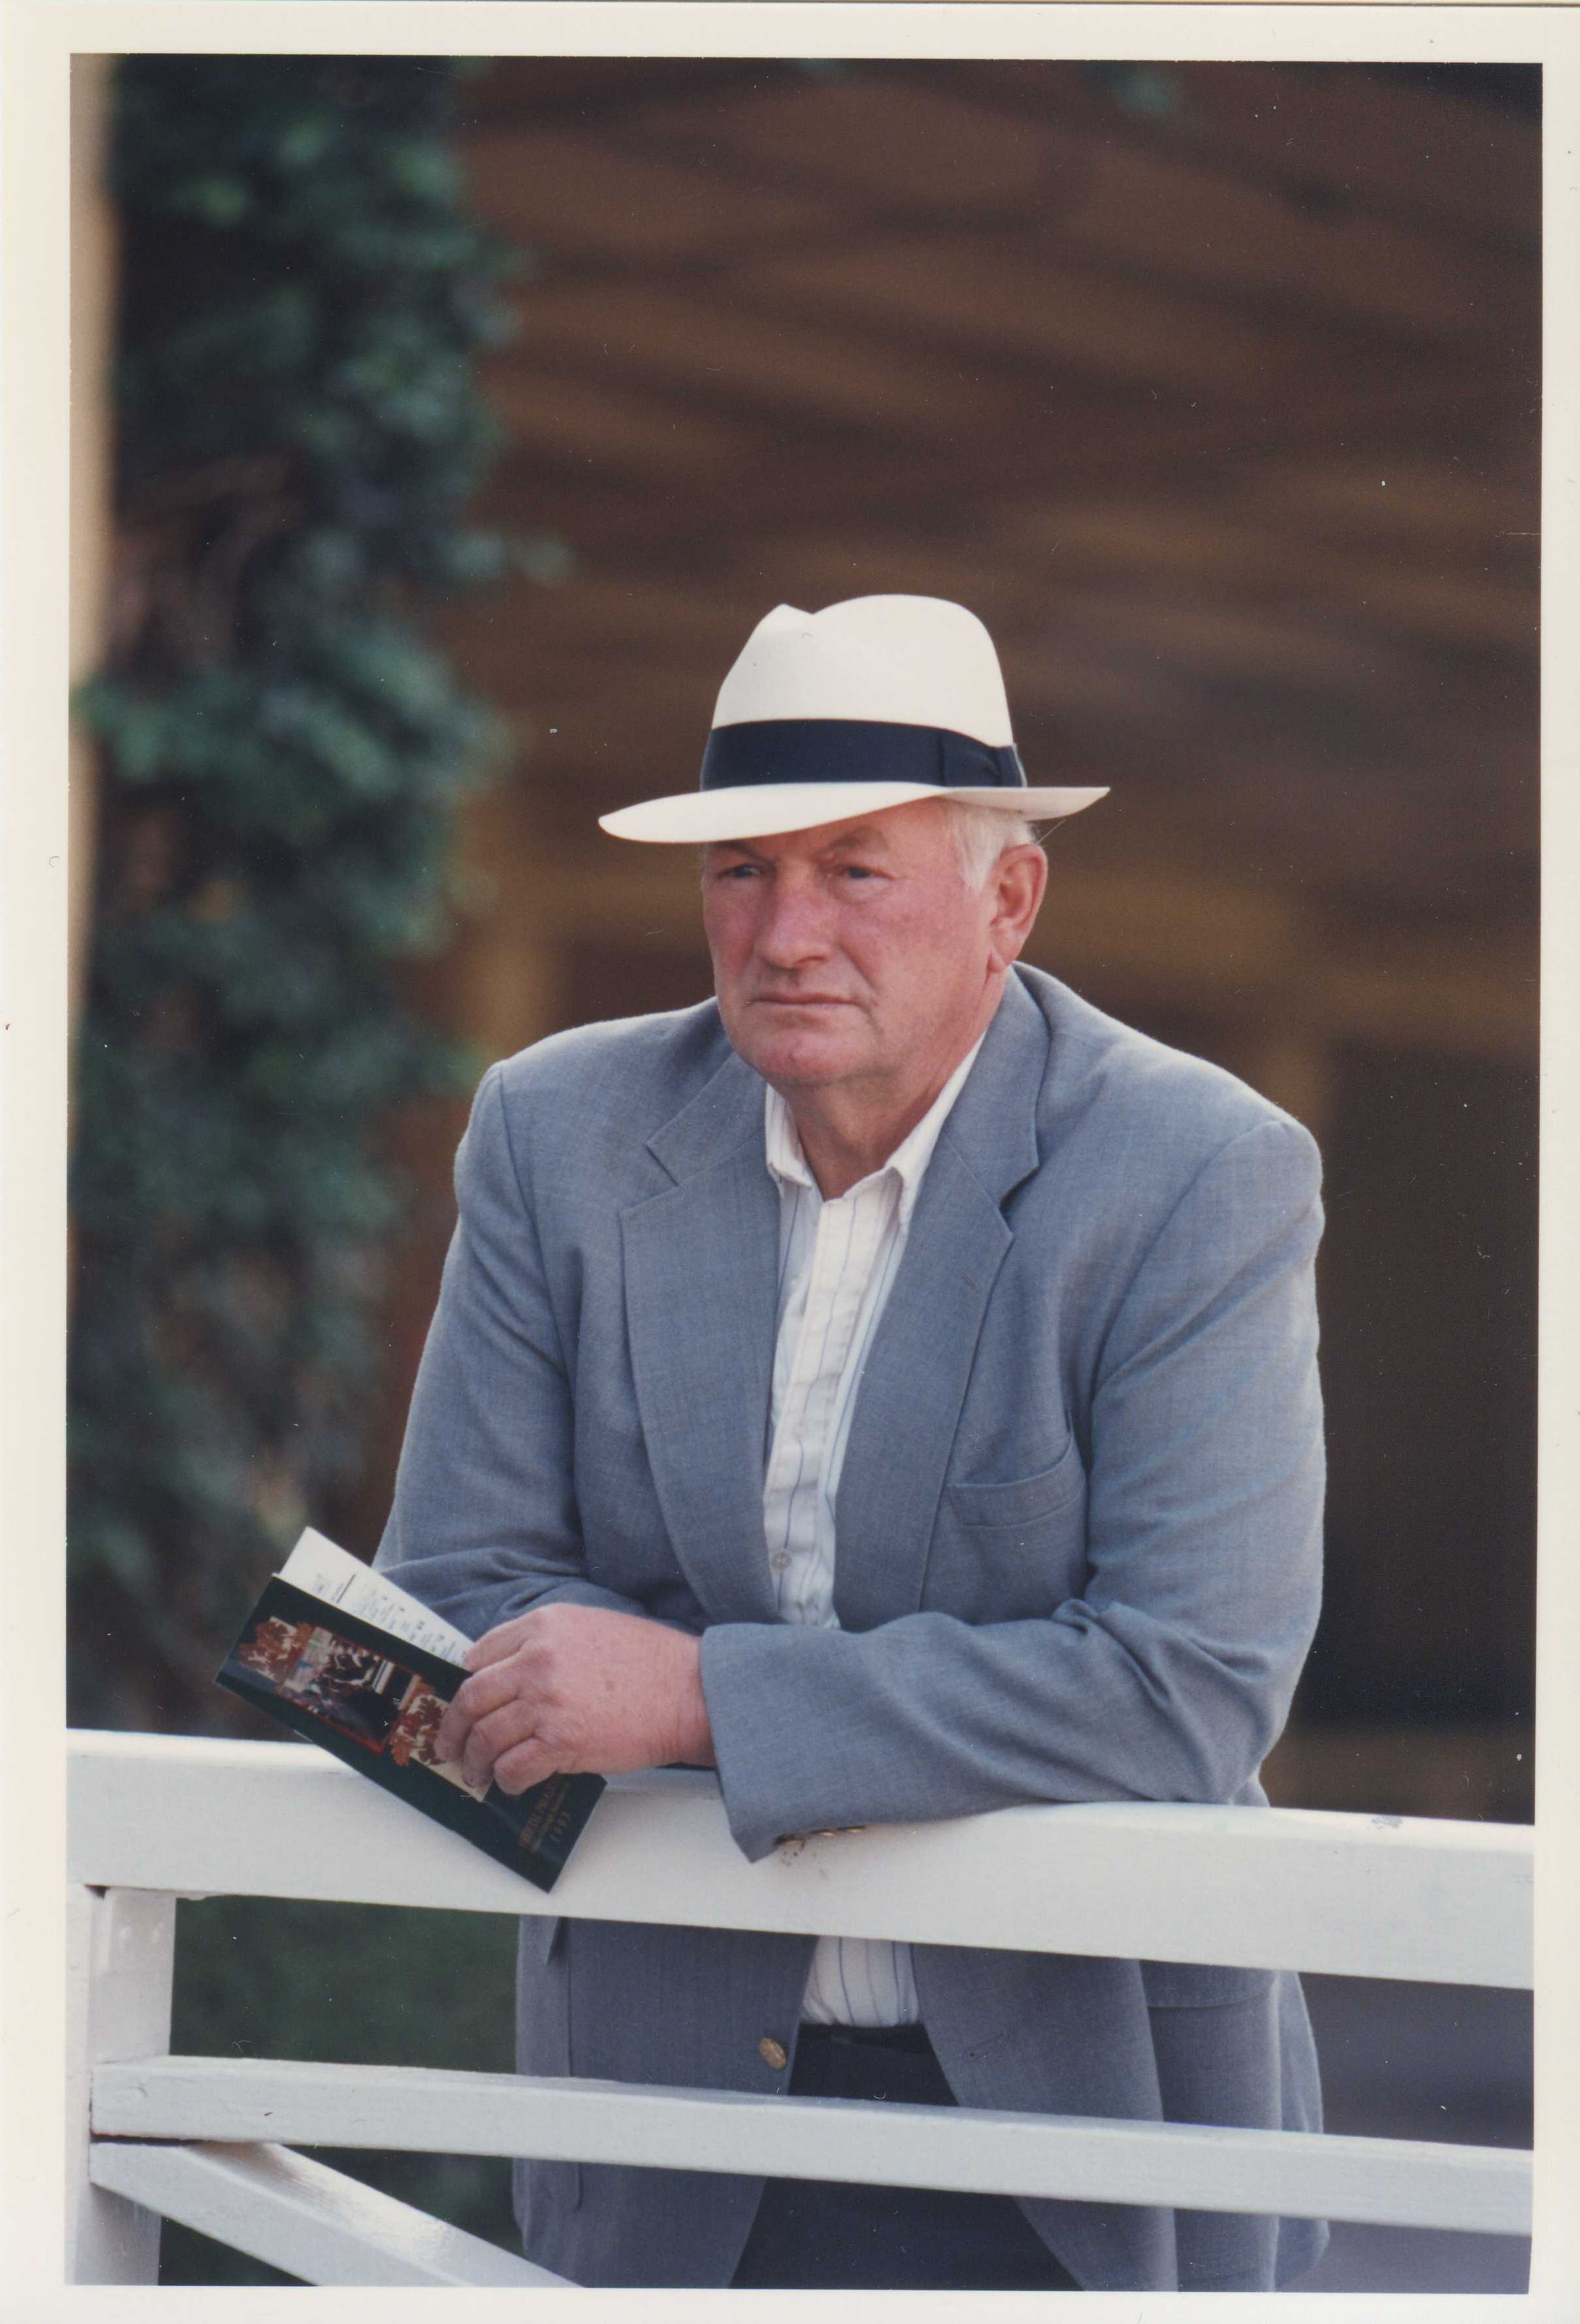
[67,52,1538,2291]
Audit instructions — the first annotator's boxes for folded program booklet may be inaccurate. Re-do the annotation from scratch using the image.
[217,1528,605,1892]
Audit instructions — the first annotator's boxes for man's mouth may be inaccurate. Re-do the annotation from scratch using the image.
[750,992,854,1007]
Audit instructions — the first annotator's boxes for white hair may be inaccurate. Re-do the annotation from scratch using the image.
[695,797,1041,889]
[944,799,1040,889]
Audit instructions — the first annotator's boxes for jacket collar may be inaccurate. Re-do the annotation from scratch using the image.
[644,1030,764,1186]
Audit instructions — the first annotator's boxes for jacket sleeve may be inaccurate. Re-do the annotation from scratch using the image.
[374,1064,651,1635]
[700,1115,1325,1862]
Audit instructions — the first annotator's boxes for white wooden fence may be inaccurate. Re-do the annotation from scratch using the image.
[67,1727,1534,2287]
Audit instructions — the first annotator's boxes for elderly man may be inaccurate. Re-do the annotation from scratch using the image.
[376,595,1327,2293]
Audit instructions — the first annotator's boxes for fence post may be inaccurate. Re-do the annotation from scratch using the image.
[67,1883,177,2283]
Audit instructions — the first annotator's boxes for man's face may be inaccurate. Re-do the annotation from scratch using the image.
[701,798,1038,1101]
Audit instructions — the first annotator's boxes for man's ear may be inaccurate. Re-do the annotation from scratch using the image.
[985,844,1048,971]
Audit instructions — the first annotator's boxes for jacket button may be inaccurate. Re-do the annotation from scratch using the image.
[758,2036,788,2071]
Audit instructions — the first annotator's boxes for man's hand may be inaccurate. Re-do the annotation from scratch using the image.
[435,1604,715,1794]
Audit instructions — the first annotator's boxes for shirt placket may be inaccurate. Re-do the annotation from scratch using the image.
[766,1183,885,1625]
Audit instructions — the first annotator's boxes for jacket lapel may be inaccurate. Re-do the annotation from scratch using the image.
[832,973,1050,1631]
[622,973,1052,1632]
[621,1049,782,1624]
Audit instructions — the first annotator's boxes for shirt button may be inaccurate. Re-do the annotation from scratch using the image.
[770,1551,792,1572]
[758,2036,788,2072]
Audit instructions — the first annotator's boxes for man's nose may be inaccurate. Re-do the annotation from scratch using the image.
[754,874,834,968]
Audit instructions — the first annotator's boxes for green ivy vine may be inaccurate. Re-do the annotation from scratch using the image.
[70,56,535,1729]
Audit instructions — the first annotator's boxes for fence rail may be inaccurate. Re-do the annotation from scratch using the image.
[67,1729,1534,2287]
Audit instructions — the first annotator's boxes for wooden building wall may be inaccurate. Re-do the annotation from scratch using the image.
[344,59,1538,1817]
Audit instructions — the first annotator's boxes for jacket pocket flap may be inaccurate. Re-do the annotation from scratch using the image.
[947,1442,1084,1531]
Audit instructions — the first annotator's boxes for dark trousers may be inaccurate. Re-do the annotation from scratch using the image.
[731,2024,1080,2291]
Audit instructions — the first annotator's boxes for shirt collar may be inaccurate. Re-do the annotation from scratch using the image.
[764,1030,988,1219]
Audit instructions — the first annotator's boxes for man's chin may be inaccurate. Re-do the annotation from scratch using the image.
[728,1018,869,1089]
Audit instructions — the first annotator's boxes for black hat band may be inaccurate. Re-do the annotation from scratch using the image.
[699,718,1027,794]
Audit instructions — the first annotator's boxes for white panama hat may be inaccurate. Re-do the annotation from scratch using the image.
[597,594,1108,844]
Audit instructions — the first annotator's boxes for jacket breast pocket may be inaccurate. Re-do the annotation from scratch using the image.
[947,1438,1085,1533]
[928,1438,1088,1621]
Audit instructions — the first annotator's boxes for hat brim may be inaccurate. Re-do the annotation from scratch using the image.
[599,780,1108,844]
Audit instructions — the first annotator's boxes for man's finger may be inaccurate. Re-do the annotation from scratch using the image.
[493,1736,563,1795]
[464,1614,537,1673]
[435,1695,477,1763]
[442,1644,555,1776]
[461,1700,542,1790]
[453,1658,531,1724]
[437,1659,523,1761]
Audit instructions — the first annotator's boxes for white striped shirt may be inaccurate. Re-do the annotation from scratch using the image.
[762,1035,987,2027]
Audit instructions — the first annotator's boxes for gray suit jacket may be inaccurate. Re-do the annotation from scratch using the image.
[376,966,1329,2291]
